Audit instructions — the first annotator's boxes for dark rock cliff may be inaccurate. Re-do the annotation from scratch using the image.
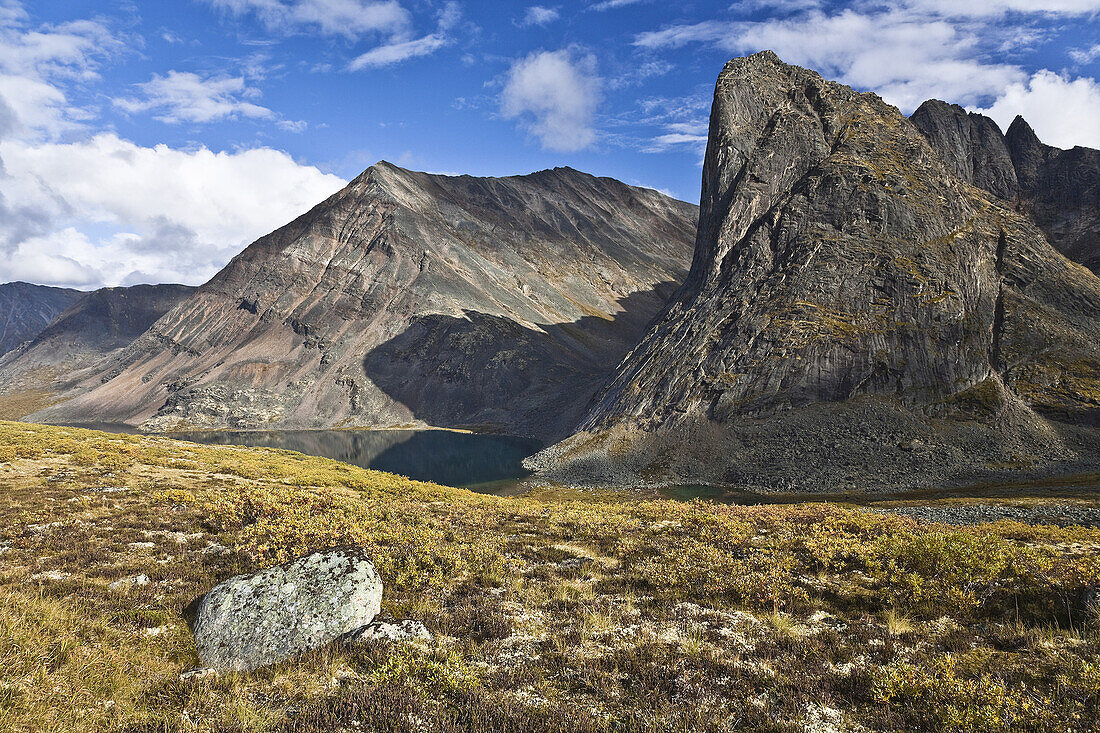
[0,282,83,356]
[911,101,1100,274]
[530,51,1100,491]
[29,164,697,438]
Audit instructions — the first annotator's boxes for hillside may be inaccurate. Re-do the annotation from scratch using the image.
[1,421,1098,731]
[0,282,83,356]
[531,52,1100,491]
[27,164,697,439]
[0,284,195,418]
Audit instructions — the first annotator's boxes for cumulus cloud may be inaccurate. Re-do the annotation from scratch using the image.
[0,2,345,289]
[501,49,601,151]
[113,71,274,124]
[0,134,344,287]
[635,4,1100,148]
[520,6,560,26]
[976,70,1100,149]
[204,0,411,40]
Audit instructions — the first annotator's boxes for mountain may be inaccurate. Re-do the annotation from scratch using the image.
[911,100,1100,273]
[529,51,1100,492]
[0,282,83,356]
[27,164,697,438]
[0,284,196,417]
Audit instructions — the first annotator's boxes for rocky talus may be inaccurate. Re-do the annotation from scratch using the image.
[29,165,696,439]
[0,282,83,356]
[911,100,1099,273]
[530,51,1100,491]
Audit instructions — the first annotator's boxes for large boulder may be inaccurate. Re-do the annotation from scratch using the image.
[190,547,382,672]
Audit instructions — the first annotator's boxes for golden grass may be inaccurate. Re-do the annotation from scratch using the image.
[0,420,1098,731]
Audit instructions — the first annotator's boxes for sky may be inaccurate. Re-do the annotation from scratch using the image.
[1,0,1099,290]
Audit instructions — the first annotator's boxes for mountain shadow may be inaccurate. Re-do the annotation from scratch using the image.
[171,428,541,488]
[362,280,681,441]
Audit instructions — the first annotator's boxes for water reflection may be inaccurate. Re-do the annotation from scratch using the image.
[170,429,543,490]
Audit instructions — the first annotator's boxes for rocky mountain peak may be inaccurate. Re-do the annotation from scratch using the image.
[909,99,1018,199]
[531,52,1100,491]
[28,164,698,437]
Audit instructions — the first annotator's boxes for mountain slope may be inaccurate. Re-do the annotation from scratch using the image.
[0,282,83,356]
[911,100,1100,273]
[0,284,196,414]
[29,164,697,438]
[530,51,1100,491]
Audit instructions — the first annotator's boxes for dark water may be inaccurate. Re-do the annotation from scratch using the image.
[168,429,543,491]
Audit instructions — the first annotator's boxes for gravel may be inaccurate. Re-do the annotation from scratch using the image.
[867,504,1100,528]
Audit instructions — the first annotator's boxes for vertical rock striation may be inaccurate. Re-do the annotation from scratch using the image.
[911,101,1100,274]
[531,51,1100,491]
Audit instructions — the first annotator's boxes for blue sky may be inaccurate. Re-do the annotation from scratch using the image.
[2,0,1099,288]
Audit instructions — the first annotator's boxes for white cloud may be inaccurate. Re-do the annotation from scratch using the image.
[0,134,345,288]
[1070,43,1100,63]
[347,1,459,70]
[113,71,274,124]
[204,0,411,40]
[634,4,1100,150]
[501,49,601,151]
[348,33,447,68]
[0,2,346,289]
[976,70,1100,149]
[521,6,559,26]
[902,0,1100,17]
[636,10,1030,112]
[589,0,646,10]
[643,121,708,153]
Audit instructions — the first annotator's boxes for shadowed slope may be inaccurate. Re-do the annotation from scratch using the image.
[0,282,83,356]
[30,164,697,439]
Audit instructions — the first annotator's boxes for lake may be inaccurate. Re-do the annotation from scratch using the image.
[168,429,543,491]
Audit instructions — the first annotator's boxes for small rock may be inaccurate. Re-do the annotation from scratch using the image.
[110,574,151,591]
[128,542,156,550]
[179,667,218,682]
[557,557,596,570]
[343,619,431,644]
[32,570,70,581]
[190,546,382,672]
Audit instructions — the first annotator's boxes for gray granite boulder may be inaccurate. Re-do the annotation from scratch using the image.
[191,547,382,672]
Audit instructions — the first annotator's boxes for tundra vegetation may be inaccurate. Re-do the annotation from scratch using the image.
[0,421,1097,732]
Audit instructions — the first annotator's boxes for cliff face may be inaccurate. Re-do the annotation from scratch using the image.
[911,101,1100,274]
[29,164,697,439]
[531,52,1100,491]
[0,282,83,356]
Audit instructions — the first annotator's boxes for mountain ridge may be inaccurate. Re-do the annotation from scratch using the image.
[26,163,698,438]
[529,50,1100,491]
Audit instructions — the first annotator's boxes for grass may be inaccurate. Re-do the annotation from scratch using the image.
[0,420,1098,731]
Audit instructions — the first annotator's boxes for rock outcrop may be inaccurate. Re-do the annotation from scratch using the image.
[1005,116,1100,274]
[0,282,83,356]
[29,165,697,439]
[909,100,1019,200]
[911,101,1100,274]
[530,51,1100,491]
[190,547,383,672]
